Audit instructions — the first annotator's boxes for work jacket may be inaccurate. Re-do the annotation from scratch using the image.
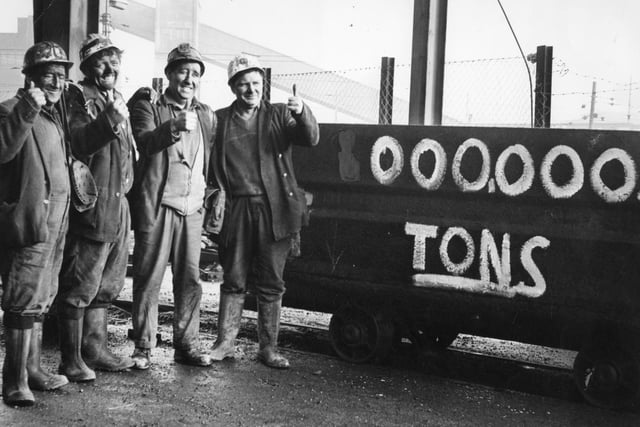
[0,92,62,249]
[129,93,215,232]
[212,100,319,243]
[67,82,136,242]
[0,87,124,249]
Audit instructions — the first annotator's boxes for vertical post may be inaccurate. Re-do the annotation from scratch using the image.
[588,81,596,129]
[378,57,395,125]
[262,67,271,102]
[33,0,100,82]
[408,0,429,125]
[152,77,164,94]
[534,45,553,128]
[424,0,447,125]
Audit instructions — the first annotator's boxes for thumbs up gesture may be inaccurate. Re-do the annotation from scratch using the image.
[287,83,303,115]
[25,80,46,109]
[104,90,129,125]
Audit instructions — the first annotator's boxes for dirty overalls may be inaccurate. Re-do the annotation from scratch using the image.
[132,100,207,352]
[1,105,70,328]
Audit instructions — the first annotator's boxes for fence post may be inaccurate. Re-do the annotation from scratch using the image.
[379,57,395,125]
[408,0,429,125]
[534,45,553,128]
[152,77,164,94]
[263,67,272,102]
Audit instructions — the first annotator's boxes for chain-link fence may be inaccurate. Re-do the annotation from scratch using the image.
[272,56,535,127]
[272,55,640,129]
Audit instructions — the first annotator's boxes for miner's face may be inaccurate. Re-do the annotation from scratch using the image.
[231,70,263,109]
[87,50,121,91]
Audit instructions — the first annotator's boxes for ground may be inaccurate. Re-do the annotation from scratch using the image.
[1,273,639,426]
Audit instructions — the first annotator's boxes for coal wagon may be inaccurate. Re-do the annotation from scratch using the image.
[283,123,640,408]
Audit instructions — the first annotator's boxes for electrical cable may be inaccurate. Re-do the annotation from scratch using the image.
[496,0,534,127]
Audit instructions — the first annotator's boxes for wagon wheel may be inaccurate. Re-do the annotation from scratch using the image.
[329,304,395,364]
[573,342,640,409]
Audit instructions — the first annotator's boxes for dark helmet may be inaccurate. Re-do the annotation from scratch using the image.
[22,41,73,75]
[79,33,123,74]
[164,43,205,75]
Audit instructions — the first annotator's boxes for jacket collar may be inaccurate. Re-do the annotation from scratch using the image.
[160,90,202,111]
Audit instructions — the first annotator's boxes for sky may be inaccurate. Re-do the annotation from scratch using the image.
[2,0,639,125]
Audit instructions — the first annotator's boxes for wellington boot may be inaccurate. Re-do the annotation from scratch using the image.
[82,307,134,371]
[174,348,212,367]
[2,328,35,407]
[257,299,290,369]
[27,321,68,391]
[58,317,96,382]
[211,293,245,361]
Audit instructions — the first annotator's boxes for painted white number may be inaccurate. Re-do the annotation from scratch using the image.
[371,136,403,185]
[411,138,447,191]
[452,138,491,192]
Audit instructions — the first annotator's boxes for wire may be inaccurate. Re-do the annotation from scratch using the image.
[33,0,58,24]
[496,0,534,127]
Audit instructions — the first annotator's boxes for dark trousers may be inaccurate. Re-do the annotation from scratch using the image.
[219,196,291,303]
[57,198,131,315]
[1,196,69,320]
[131,207,203,350]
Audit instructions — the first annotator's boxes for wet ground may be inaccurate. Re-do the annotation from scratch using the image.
[1,270,639,426]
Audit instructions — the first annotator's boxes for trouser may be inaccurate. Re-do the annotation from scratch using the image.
[1,196,69,324]
[57,198,131,315]
[219,196,291,304]
[131,207,203,350]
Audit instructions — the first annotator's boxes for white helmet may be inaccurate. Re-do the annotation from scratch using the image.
[227,54,263,84]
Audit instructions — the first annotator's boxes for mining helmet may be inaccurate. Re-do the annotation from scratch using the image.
[22,41,73,74]
[79,34,122,73]
[227,54,264,84]
[165,43,205,75]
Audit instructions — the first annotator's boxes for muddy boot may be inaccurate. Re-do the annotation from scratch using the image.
[2,327,35,407]
[131,348,151,370]
[82,307,134,371]
[210,293,245,361]
[174,348,212,367]
[257,299,290,369]
[27,320,68,391]
[58,315,96,382]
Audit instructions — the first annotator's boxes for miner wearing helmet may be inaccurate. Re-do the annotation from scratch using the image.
[206,54,319,369]
[0,40,118,407]
[55,34,138,382]
[128,43,215,369]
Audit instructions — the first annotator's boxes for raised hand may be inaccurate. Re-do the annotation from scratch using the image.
[105,90,129,125]
[25,80,46,109]
[172,111,198,132]
[287,83,303,115]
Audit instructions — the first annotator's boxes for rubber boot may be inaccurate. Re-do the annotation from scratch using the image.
[3,328,35,407]
[58,316,96,382]
[82,307,134,371]
[211,293,245,361]
[27,321,68,391]
[257,299,290,369]
[174,347,212,367]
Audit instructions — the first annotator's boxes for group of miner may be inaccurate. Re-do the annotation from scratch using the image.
[0,35,319,407]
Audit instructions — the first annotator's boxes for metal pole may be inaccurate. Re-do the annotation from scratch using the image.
[588,81,596,129]
[424,0,447,125]
[408,0,429,125]
[378,57,395,125]
[262,67,271,102]
[534,45,553,128]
